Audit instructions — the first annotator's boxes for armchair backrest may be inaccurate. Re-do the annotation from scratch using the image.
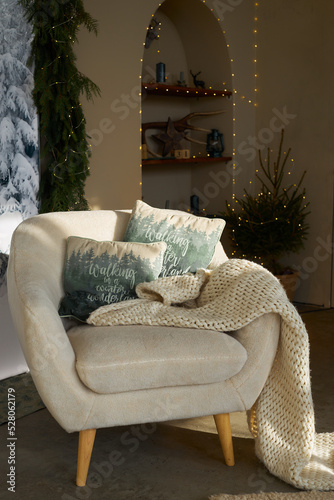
[8,210,132,306]
[7,209,228,349]
[9,209,228,307]
[6,209,229,431]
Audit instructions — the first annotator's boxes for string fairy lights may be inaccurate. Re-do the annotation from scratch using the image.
[20,0,101,212]
[139,0,261,209]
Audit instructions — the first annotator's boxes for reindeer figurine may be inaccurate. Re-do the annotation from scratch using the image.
[190,70,205,89]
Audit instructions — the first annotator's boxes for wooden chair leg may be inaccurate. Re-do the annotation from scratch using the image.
[214,413,235,466]
[76,429,96,487]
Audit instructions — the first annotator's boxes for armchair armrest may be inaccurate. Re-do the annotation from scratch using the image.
[6,215,102,432]
[229,312,280,409]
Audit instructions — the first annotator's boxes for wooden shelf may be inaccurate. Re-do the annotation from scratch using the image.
[142,156,232,166]
[141,82,232,98]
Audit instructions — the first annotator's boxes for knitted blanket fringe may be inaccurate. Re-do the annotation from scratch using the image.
[88,259,334,491]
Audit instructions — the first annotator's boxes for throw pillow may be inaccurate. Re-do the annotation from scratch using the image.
[58,236,167,321]
[123,200,226,277]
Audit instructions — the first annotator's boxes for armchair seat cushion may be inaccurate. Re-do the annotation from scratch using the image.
[68,324,247,394]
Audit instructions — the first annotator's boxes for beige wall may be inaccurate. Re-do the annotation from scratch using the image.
[76,0,157,210]
[77,0,333,306]
[76,0,256,226]
[256,0,334,306]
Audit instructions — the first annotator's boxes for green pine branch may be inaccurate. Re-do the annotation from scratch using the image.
[19,0,101,212]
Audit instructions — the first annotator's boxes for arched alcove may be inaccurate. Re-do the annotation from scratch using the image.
[141,0,233,214]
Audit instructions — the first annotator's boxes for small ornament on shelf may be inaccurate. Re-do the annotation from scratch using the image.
[177,71,186,87]
[173,149,190,159]
[190,195,200,215]
[206,129,225,158]
[190,70,205,89]
[153,117,184,156]
[156,62,166,83]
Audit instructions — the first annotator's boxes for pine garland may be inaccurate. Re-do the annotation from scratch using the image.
[222,129,310,275]
[19,0,101,212]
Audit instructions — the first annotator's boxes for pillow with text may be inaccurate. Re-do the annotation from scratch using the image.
[58,236,167,321]
[123,200,225,277]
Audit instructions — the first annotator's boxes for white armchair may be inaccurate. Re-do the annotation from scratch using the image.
[7,210,280,486]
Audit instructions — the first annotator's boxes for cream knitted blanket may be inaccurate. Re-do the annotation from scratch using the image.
[88,259,334,491]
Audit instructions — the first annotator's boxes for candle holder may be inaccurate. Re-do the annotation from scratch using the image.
[156,62,165,83]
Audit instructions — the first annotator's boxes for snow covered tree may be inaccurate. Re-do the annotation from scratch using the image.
[0,1,38,291]
[0,0,39,255]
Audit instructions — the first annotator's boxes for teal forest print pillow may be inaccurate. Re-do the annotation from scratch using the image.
[58,236,167,321]
[123,200,226,277]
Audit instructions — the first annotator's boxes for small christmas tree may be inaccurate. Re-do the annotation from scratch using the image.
[223,129,310,275]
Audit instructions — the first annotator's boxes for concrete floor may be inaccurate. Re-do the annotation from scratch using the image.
[0,308,333,500]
